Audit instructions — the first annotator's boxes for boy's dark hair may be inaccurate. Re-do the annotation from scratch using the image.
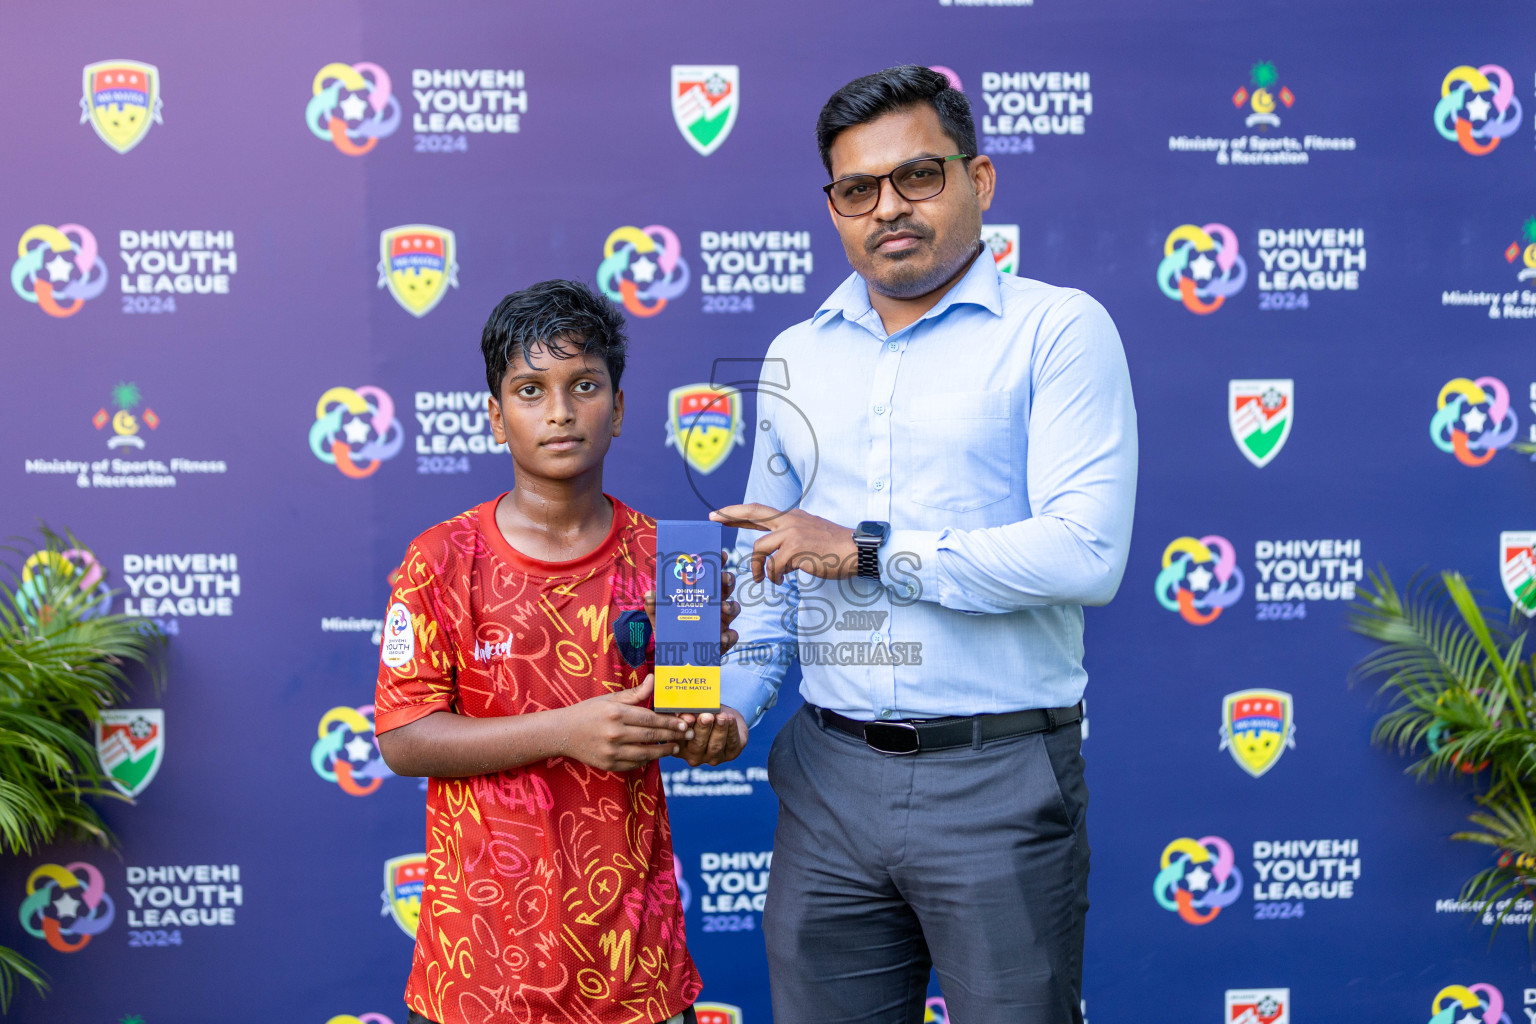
[481,279,629,397]
[815,65,977,177]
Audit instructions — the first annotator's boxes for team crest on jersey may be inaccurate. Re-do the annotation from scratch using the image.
[1219,689,1295,777]
[694,1004,743,1024]
[1226,988,1289,1024]
[1229,379,1293,468]
[1501,531,1536,617]
[982,224,1019,275]
[672,65,739,156]
[377,225,458,317]
[95,709,164,798]
[80,60,162,154]
[665,384,744,475]
[381,854,426,937]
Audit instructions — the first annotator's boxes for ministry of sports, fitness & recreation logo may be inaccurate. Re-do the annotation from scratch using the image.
[80,60,162,153]
[95,382,159,450]
[1156,535,1244,625]
[1232,62,1293,129]
[307,62,401,155]
[312,705,392,796]
[1430,376,1518,466]
[378,225,458,316]
[1154,836,1242,925]
[12,223,109,317]
[310,386,404,478]
[672,65,738,156]
[19,862,115,951]
[598,225,689,317]
[1436,65,1521,155]
[1157,223,1246,314]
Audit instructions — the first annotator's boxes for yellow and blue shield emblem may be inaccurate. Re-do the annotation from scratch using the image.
[377,225,458,317]
[80,60,162,154]
[695,1004,744,1024]
[381,853,426,937]
[1219,689,1295,778]
[665,384,744,475]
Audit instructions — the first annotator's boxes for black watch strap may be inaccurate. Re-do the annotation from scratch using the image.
[856,539,881,580]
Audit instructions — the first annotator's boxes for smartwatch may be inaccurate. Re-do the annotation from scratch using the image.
[853,521,890,581]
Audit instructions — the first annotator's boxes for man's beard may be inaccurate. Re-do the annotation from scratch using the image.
[864,224,980,300]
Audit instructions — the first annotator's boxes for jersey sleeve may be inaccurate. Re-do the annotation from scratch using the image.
[374,541,459,735]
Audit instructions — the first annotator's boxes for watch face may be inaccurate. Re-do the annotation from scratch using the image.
[855,521,889,544]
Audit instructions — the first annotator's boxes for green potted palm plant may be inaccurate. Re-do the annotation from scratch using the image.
[0,529,161,1011]
[1349,568,1536,932]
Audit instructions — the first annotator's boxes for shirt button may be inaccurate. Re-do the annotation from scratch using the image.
[874,404,885,415]
[887,341,898,352]
[874,480,884,491]
[905,584,916,596]
[880,709,893,719]
[871,633,883,644]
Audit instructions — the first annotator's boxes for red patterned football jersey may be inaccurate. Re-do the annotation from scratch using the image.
[375,494,701,1024]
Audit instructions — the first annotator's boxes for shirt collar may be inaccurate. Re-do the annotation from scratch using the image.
[813,242,1004,332]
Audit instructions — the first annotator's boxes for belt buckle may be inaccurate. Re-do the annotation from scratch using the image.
[863,721,920,755]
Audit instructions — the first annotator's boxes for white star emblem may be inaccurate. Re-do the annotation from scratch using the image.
[339,92,369,122]
[1457,1012,1480,1024]
[343,416,372,445]
[1184,865,1212,892]
[1185,564,1214,592]
[345,735,374,763]
[45,254,73,282]
[1465,93,1493,123]
[1189,252,1216,281]
[630,256,658,283]
[1461,406,1488,433]
[53,892,81,918]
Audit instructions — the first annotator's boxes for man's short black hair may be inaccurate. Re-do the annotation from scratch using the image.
[481,279,628,397]
[816,65,977,176]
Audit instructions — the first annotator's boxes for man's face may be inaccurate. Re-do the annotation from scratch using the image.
[826,104,994,300]
[488,338,623,482]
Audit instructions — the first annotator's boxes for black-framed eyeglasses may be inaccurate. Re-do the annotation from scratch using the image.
[822,154,970,217]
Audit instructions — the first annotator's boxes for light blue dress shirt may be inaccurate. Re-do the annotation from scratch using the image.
[720,247,1138,727]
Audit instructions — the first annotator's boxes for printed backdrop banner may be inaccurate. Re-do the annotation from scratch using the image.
[3,2,1536,1022]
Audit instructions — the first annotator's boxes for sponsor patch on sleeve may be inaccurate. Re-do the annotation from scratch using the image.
[380,602,415,668]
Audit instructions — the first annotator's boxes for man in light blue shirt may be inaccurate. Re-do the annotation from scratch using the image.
[701,66,1136,1024]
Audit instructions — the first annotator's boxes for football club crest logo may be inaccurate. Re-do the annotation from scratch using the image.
[1154,835,1243,925]
[381,854,426,937]
[1428,984,1508,1024]
[665,383,744,475]
[1232,62,1293,130]
[1229,379,1292,468]
[1219,689,1295,778]
[1156,535,1244,625]
[982,224,1019,275]
[310,385,405,478]
[1157,223,1246,314]
[95,709,164,798]
[672,65,739,156]
[19,862,115,952]
[80,60,162,154]
[1500,532,1536,617]
[599,225,690,317]
[307,62,401,155]
[12,223,109,317]
[1431,376,1518,466]
[312,705,392,796]
[377,225,458,317]
[95,382,159,450]
[695,1005,744,1024]
[1436,65,1522,156]
[1226,988,1290,1024]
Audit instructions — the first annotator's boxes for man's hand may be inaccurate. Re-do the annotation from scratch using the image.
[556,675,690,772]
[711,504,857,585]
[677,706,748,766]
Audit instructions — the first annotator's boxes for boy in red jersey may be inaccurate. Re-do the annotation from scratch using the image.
[375,279,747,1024]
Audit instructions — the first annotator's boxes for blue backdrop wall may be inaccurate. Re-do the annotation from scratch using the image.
[4,2,1536,1022]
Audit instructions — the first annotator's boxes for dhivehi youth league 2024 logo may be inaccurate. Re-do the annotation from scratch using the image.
[1436,65,1521,155]
[1229,379,1292,468]
[666,383,744,475]
[20,862,115,952]
[1428,984,1509,1024]
[672,65,738,156]
[1158,223,1246,314]
[80,60,162,153]
[1154,836,1242,925]
[377,225,458,316]
[1431,376,1518,466]
[598,225,689,317]
[1156,535,1244,625]
[310,386,404,478]
[312,705,392,796]
[307,62,401,155]
[12,224,109,317]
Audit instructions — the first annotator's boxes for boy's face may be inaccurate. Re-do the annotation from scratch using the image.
[488,337,623,482]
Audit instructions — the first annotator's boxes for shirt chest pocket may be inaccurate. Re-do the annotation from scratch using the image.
[895,390,1014,513]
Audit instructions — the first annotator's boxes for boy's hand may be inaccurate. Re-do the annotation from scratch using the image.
[642,548,741,656]
[677,707,748,766]
[558,676,689,772]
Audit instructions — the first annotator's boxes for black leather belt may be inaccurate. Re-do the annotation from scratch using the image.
[812,703,1082,755]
